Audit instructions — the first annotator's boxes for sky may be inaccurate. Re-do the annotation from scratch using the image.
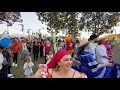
[0,12,48,35]
[0,12,120,38]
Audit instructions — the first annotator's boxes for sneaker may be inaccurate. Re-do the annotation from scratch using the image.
[15,64,18,67]
[12,63,15,66]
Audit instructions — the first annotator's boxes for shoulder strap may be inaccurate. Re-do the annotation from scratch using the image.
[46,68,54,78]
[72,70,76,78]
[50,68,54,77]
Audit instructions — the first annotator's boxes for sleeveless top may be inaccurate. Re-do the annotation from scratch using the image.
[40,68,87,78]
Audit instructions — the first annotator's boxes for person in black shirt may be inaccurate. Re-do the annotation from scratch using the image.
[32,39,40,61]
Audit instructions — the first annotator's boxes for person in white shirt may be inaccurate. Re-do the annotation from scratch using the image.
[96,38,110,64]
[23,56,34,77]
[89,42,96,59]
[88,34,98,60]
[0,46,5,78]
[21,41,29,61]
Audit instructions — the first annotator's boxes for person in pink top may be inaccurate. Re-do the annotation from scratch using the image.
[104,39,114,63]
[43,40,53,64]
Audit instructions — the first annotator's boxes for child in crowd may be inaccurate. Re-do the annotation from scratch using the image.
[57,42,63,51]
[46,50,53,65]
[23,56,34,77]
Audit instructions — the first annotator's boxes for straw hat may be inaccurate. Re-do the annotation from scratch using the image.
[104,38,109,41]
[96,37,106,42]
[79,39,90,47]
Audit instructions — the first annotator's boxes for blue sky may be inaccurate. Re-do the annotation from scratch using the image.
[0,12,120,37]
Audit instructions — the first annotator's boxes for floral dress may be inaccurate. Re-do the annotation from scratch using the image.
[40,68,87,78]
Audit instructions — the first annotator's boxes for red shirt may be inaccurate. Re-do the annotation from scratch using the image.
[66,42,74,51]
[44,43,53,55]
[10,43,20,53]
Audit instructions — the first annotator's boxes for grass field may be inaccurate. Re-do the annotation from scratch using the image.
[10,44,120,78]
[11,54,45,78]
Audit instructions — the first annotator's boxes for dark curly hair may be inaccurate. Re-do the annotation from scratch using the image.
[88,34,98,41]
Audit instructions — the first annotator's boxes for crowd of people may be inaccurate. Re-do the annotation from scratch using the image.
[0,33,120,78]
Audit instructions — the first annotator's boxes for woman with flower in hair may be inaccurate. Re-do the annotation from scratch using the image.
[33,50,87,78]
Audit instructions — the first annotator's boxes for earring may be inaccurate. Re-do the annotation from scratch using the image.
[55,64,59,71]
[58,63,60,66]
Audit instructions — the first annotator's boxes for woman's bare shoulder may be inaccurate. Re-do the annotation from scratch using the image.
[73,69,87,78]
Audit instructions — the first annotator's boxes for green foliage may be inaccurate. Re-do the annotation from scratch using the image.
[0,12,22,26]
[36,12,120,36]
[80,12,120,36]
[36,12,79,36]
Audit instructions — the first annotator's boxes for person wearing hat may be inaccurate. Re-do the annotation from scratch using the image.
[64,35,74,57]
[0,38,12,78]
[10,39,21,67]
[72,39,120,78]
[32,50,87,78]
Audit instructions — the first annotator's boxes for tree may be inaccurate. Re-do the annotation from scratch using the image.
[0,12,23,26]
[79,12,120,36]
[36,12,120,37]
[36,12,79,37]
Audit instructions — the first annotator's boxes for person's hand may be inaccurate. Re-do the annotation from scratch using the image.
[38,64,47,69]
[26,65,29,68]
